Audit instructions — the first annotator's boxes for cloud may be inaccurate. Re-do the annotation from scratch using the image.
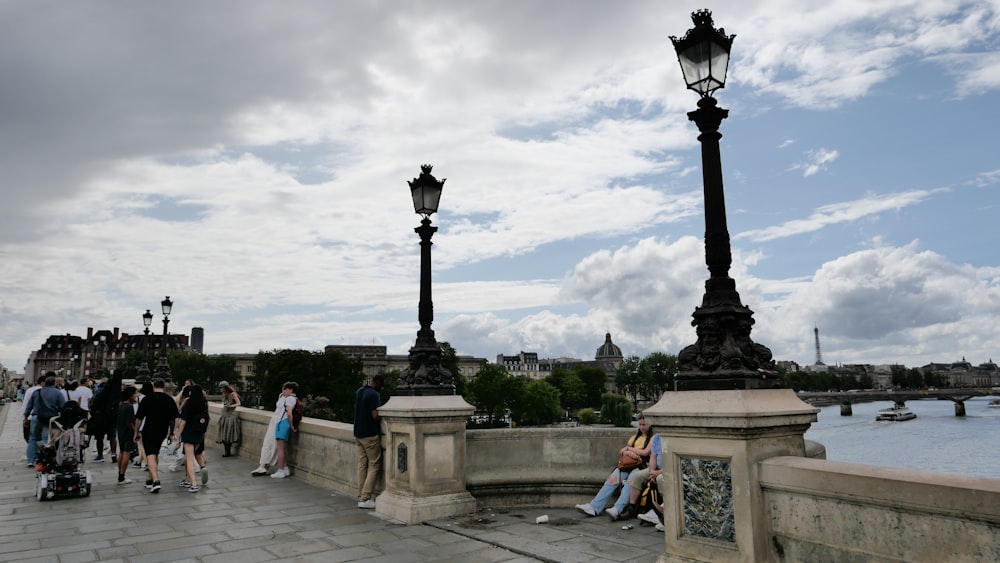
[790,148,840,178]
[736,188,946,242]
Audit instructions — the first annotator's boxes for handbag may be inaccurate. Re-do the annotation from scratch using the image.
[617,450,644,471]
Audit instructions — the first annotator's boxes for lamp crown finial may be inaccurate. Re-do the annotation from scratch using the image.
[692,9,714,28]
[420,164,433,174]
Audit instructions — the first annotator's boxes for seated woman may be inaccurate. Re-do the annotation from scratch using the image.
[575,414,654,519]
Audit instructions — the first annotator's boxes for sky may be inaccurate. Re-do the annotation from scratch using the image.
[2,1,1000,374]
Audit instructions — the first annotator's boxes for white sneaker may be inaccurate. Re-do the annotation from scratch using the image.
[655,523,665,532]
[270,467,288,479]
[606,507,620,520]
[358,498,376,509]
[638,509,661,525]
[117,478,133,486]
[200,467,209,485]
[251,466,268,476]
[575,503,596,517]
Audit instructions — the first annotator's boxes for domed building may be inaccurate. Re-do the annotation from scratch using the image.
[595,332,624,371]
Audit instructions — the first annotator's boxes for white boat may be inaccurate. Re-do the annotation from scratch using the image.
[988,400,1000,409]
[876,405,917,421]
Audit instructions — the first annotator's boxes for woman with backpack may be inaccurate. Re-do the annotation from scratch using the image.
[173,385,210,493]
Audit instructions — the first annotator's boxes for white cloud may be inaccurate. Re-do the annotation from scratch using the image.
[790,148,840,178]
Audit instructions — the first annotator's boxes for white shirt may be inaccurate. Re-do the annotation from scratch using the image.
[274,395,297,421]
[69,386,93,411]
[22,385,41,419]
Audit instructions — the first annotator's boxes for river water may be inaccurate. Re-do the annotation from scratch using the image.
[803,396,1000,478]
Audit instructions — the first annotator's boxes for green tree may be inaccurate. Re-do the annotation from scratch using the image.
[616,355,644,407]
[906,367,925,389]
[574,366,608,408]
[577,407,599,425]
[166,351,236,391]
[467,363,512,423]
[439,341,469,398]
[545,369,585,411]
[601,393,633,427]
[642,352,677,397]
[252,349,364,422]
[511,379,561,426]
[891,365,908,389]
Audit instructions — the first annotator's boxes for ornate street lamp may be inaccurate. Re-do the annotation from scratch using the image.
[137,308,154,383]
[153,296,173,382]
[671,10,776,390]
[398,164,454,396]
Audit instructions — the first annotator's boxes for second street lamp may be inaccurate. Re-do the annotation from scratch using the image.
[671,10,776,391]
[153,296,173,382]
[137,308,154,383]
[398,164,454,396]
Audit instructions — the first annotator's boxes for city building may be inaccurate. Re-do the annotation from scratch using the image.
[323,344,487,382]
[496,332,625,386]
[27,327,189,383]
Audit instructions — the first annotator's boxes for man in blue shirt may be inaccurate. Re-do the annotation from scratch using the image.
[353,374,385,509]
[24,374,67,465]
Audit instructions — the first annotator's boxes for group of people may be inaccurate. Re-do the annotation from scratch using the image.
[247,374,385,510]
[21,369,386,508]
[21,372,231,495]
[575,413,666,532]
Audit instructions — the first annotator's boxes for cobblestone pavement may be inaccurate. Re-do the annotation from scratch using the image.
[0,403,662,562]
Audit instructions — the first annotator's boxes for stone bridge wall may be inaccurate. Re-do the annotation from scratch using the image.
[211,405,1000,561]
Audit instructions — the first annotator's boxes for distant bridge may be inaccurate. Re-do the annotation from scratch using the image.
[796,388,999,417]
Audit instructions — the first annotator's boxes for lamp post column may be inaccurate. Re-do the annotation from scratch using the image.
[153,297,173,382]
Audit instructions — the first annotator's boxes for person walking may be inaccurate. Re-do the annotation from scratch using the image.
[90,372,122,462]
[353,374,384,509]
[216,381,242,457]
[115,386,139,485]
[175,385,210,493]
[134,378,178,493]
[21,375,45,467]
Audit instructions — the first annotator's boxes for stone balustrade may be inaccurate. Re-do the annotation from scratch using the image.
[209,402,1000,562]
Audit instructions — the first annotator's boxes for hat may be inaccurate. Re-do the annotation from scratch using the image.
[218,381,229,388]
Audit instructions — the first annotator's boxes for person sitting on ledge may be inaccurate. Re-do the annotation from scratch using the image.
[575,414,653,519]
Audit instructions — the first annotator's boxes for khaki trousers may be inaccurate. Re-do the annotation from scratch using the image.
[356,435,382,500]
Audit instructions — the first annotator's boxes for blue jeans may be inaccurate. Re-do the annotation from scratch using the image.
[587,467,632,514]
[27,418,50,463]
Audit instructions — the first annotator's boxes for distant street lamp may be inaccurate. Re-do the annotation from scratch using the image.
[137,308,154,383]
[153,296,173,382]
[671,10,776,390]
[398,165,454,396]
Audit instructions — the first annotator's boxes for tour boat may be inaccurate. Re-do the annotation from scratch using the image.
[988,399,1000,409]
[876,406,917,421]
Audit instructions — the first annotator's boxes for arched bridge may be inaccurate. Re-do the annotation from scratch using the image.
[796,388,999,417]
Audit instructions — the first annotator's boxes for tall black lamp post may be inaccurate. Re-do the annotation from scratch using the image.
[153,296,173,382]
[671,10,776,391]
[137,308,154,383]
[398,164,454,396]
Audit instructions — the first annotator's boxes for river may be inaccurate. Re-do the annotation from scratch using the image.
[804,395,1000,478]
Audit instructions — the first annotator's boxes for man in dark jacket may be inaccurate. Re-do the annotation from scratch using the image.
[23,374,67,463]
[353,374,384,509]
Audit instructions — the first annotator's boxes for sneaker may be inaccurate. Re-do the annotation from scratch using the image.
[150,481,161,493]
[111,454,117,463]
[575,504,596,517]
[188,485,200,493]
[93,457,105,462]
[358,498,376,509]
[178,480,192,488]
[606,507,620,520]
[144,479,154,489]
[251,466,268,476]
[655,523,665,532]
[200,467,209,485]
[638,509,661,525]
[132,460,142,468]
[117,478,133,486]
[270,468,288,479]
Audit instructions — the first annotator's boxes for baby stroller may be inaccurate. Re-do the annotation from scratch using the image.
[35,401,92,501]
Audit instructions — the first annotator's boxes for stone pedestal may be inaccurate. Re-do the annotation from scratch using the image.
[643,389,818,563]
[375,394,477,524]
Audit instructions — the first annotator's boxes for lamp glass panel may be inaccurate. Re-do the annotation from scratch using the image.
[161,299,172,316]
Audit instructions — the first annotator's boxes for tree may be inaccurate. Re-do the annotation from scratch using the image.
[642,352,677,397]
[439,341,469,398]
[252,349,364,422]
[467,363,512,423]
[166,351,236,391]
[575,366,608,408]
[511,379,561,426]
[545,369,585,411]
[616,355,644,407]
[601,393,633,427]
